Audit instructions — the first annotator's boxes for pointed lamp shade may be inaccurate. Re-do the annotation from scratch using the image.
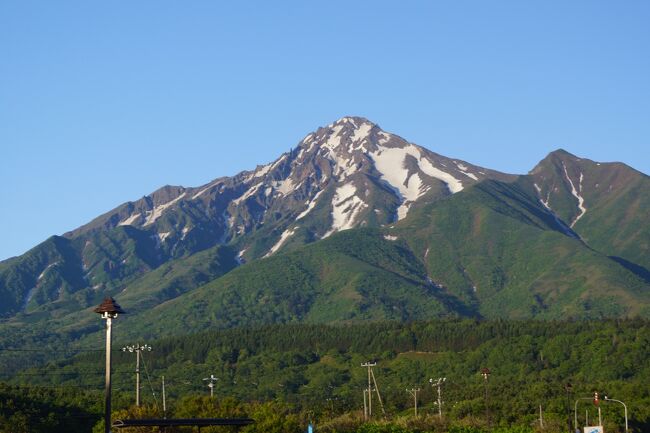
[94,297,126,319]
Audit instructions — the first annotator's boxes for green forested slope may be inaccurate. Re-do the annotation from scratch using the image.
[8,320,649,432]
[394,179,650,319]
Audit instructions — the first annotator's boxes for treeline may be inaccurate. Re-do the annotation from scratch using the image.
[4,319,650,432]
[0,383,102,433]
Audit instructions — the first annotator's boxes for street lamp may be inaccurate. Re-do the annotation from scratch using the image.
[480,368,491,426]
[429,377,446,418]
[604,396,628,433]
[94,297,126,433]
[574,397,594,430]
[203,374,218,398]
[121,344,152,406]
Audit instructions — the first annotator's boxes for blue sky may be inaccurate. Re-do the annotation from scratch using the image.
[1,1,649,260]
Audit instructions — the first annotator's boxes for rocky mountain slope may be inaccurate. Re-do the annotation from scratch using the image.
[0,117,512,318]
[0,116,648,353]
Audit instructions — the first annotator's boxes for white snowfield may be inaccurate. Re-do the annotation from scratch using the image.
[562,164,587,227]
[111,117,492,257]
[370,144,464,220]
[533,182,579,239]
[296,189,325,220]
[265,226,299,257]
[456,162,478,180]
[323,183,367,238]
[232,183,263,205]
[191,180,219,200]
[274,178,296,195]
[143,193,187,226]
[350,122,373,148]
[118,212,142,226]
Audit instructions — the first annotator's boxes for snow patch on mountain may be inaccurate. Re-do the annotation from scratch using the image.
[562,164,587,227]
[534,183,578,239]
[534,183,553,210]
[457,163,478,180]
[378,132,392,144]
[118,213,142,227]
[324,124,345,150]
[370,144,463,219]
[144,193,187,226]
[192,181,219,200]
[22,287,36,310]
[236,249,247,264]
[37,262,59,281]
[296,189,325,220]
[233,183,263,205]
[25,262,60,308]
[274,178,296,195]
[151,231,172,247]
[396,173,427,220]
[350,122,372,145]
[323,183,367,237]
[266,226,299,257]
[418,157,463,193]
[254,164,272,178]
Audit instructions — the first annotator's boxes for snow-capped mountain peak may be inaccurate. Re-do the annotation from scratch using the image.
[67,117,513,259]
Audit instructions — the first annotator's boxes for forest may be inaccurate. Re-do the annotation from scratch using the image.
[1,319,648,432]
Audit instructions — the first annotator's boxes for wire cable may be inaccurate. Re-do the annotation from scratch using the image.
[140,350,160,411]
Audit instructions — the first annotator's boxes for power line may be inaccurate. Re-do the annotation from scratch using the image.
[0,348,105,352]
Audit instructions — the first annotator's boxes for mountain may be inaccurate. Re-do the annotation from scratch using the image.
[0,116,648,359]
[0,117,512,319]
[528,149,650,272]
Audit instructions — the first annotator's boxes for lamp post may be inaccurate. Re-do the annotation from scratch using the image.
[429,377,446,419]
[95,297,126,433]
[480,368,491,426]
[121,344,152,406]
[574,397,593,430]
[203,374,218,398]
[564,382,572,432]
[604,396,628,433]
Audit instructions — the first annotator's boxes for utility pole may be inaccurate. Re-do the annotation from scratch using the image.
[161,376,167,419]
[360,362,385,419]
[429,377,446,418]
[406,388,420,417]
[94,297,126,433]
[363,389,368,420]
[480,367,491,427]
[203,374,218,398]
[361,362,375,418]
[122,344,152,406]
[564,382,572,433]
[369,364,386,416]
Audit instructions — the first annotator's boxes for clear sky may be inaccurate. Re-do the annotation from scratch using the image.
[1,1,649,261]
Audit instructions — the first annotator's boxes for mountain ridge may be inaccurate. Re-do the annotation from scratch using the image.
[0,117,648,352]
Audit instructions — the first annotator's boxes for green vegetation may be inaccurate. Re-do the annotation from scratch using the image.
[4,320,648,432]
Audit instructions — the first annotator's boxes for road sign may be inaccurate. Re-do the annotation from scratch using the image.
[584,426,603,433]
